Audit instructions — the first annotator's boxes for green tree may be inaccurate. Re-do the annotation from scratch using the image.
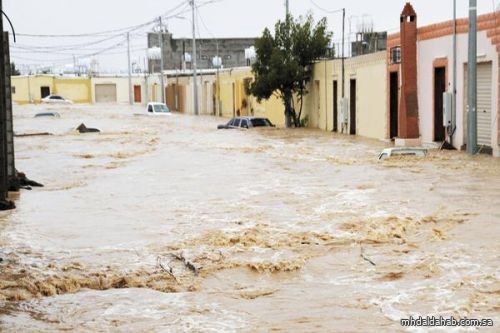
[248,14,332,127]
[10,62,21,76]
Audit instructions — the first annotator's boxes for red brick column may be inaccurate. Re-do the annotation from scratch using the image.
[399,3,420,139]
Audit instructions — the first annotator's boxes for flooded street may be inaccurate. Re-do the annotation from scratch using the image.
[0,104,499,332]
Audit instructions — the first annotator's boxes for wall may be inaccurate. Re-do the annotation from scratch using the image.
[182,74,216,115]
[54,77,91,103]
[417,31,498,153]
[388,11,500,156]
[218,67,286,127]
[11,75,55,104]
[305,52,387,140]
[91,76,146,104]
[148,33,256,71]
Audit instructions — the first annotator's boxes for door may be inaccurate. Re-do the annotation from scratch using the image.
[350,79,356,135]
[40,86,50,98]
[333,80,338,132]
[232,82,236,117]
[315,80,320,128]
[434,67,446,141]
[95,84,117,103]
[390,72,399,139]
[134,85,141,103]
[477,62,492,147]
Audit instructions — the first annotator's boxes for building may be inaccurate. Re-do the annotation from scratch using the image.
[217,67,286,127]
[303,52,388,141]
[302,2,499,157]
[147,32,256,72]
[11,75,92,104]
[351,31,388,57]
[387,3,499,155]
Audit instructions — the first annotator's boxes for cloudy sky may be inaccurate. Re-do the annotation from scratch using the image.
[5,0,499,73]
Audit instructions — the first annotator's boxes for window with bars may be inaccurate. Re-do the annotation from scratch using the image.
[390,47,401,64]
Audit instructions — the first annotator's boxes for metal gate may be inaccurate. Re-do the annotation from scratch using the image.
[477,62,492,147]
[95,84,117,103]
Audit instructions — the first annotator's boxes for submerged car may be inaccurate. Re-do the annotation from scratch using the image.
[34,112,61,118]
[217,117,275,129]
[147,102,171,115]
[41,95,73,104]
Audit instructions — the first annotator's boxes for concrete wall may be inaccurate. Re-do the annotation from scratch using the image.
[148,34,256,71]
[12,75,55,104]
[90,76,146,104]
[218,67,285,127]
[53,77,91,103]
[305,52,387,140]
[417,31,499,155]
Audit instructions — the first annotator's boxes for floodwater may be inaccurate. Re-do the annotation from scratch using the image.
[0,104,499,332]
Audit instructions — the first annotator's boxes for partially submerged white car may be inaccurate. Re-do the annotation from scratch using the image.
[41,95,73,104]
[147,102,171,115]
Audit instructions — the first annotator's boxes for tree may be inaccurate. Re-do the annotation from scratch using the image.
[10,62,20,76]
[248,14,332,127]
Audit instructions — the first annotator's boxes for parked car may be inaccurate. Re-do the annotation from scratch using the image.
[41,95,73,104]
[217,117,275,129]
[147,102,171,115]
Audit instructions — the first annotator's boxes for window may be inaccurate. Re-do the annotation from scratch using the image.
[251,118,272,127]
[12,86,15,94]
[51,96,63,100]
[390,47,401,64]
[240,119,248,128]
[233,118,241,127]
[148,105,153,112]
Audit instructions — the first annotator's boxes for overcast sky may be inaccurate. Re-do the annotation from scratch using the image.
[5,0,499,72]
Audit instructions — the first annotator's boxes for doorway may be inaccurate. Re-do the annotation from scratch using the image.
[333,80,338,132]
[134,85,141,103]
[40,86,50,98]
[349,79,356,135]
[434,67,446,141]
[390,72,399,139]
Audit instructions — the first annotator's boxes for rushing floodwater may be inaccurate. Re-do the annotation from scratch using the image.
[0,104,499,332]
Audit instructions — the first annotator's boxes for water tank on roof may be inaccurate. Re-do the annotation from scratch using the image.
[147,47,161,60]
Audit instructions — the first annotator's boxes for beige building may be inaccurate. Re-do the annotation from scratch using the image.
[218,67,286,127]
[12,75,91,104]
[304,52,387,141]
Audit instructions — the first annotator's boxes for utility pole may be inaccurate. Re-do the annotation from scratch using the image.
[158,16,165,104]
[286,0,289,16]
[467,0,477,155]
[452,0,457,146]
[0,0,14,210]
[144,56,149,105]
[215,41,221,116]
[127,32,133,105]
[0,0,7,207]
[190,0,199,115]
[341,8,345,99]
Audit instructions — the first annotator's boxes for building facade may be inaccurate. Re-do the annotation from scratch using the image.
[147,32,256,72]
[387,4,499,155]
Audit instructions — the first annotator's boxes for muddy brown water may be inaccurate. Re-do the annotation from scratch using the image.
[0,104,499,332]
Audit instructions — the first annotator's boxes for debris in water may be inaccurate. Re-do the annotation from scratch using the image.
[14,132,53,137]
[360,247,376,266]
[76,123,100,133]
[170,252,202,276]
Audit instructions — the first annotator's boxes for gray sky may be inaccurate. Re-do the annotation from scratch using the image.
[5,0,499,72]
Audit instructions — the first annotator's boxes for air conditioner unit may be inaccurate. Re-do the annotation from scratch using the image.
[443,92,452,127]
[340,98,349,124]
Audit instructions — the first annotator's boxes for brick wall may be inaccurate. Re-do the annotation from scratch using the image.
[398,3,420,139]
